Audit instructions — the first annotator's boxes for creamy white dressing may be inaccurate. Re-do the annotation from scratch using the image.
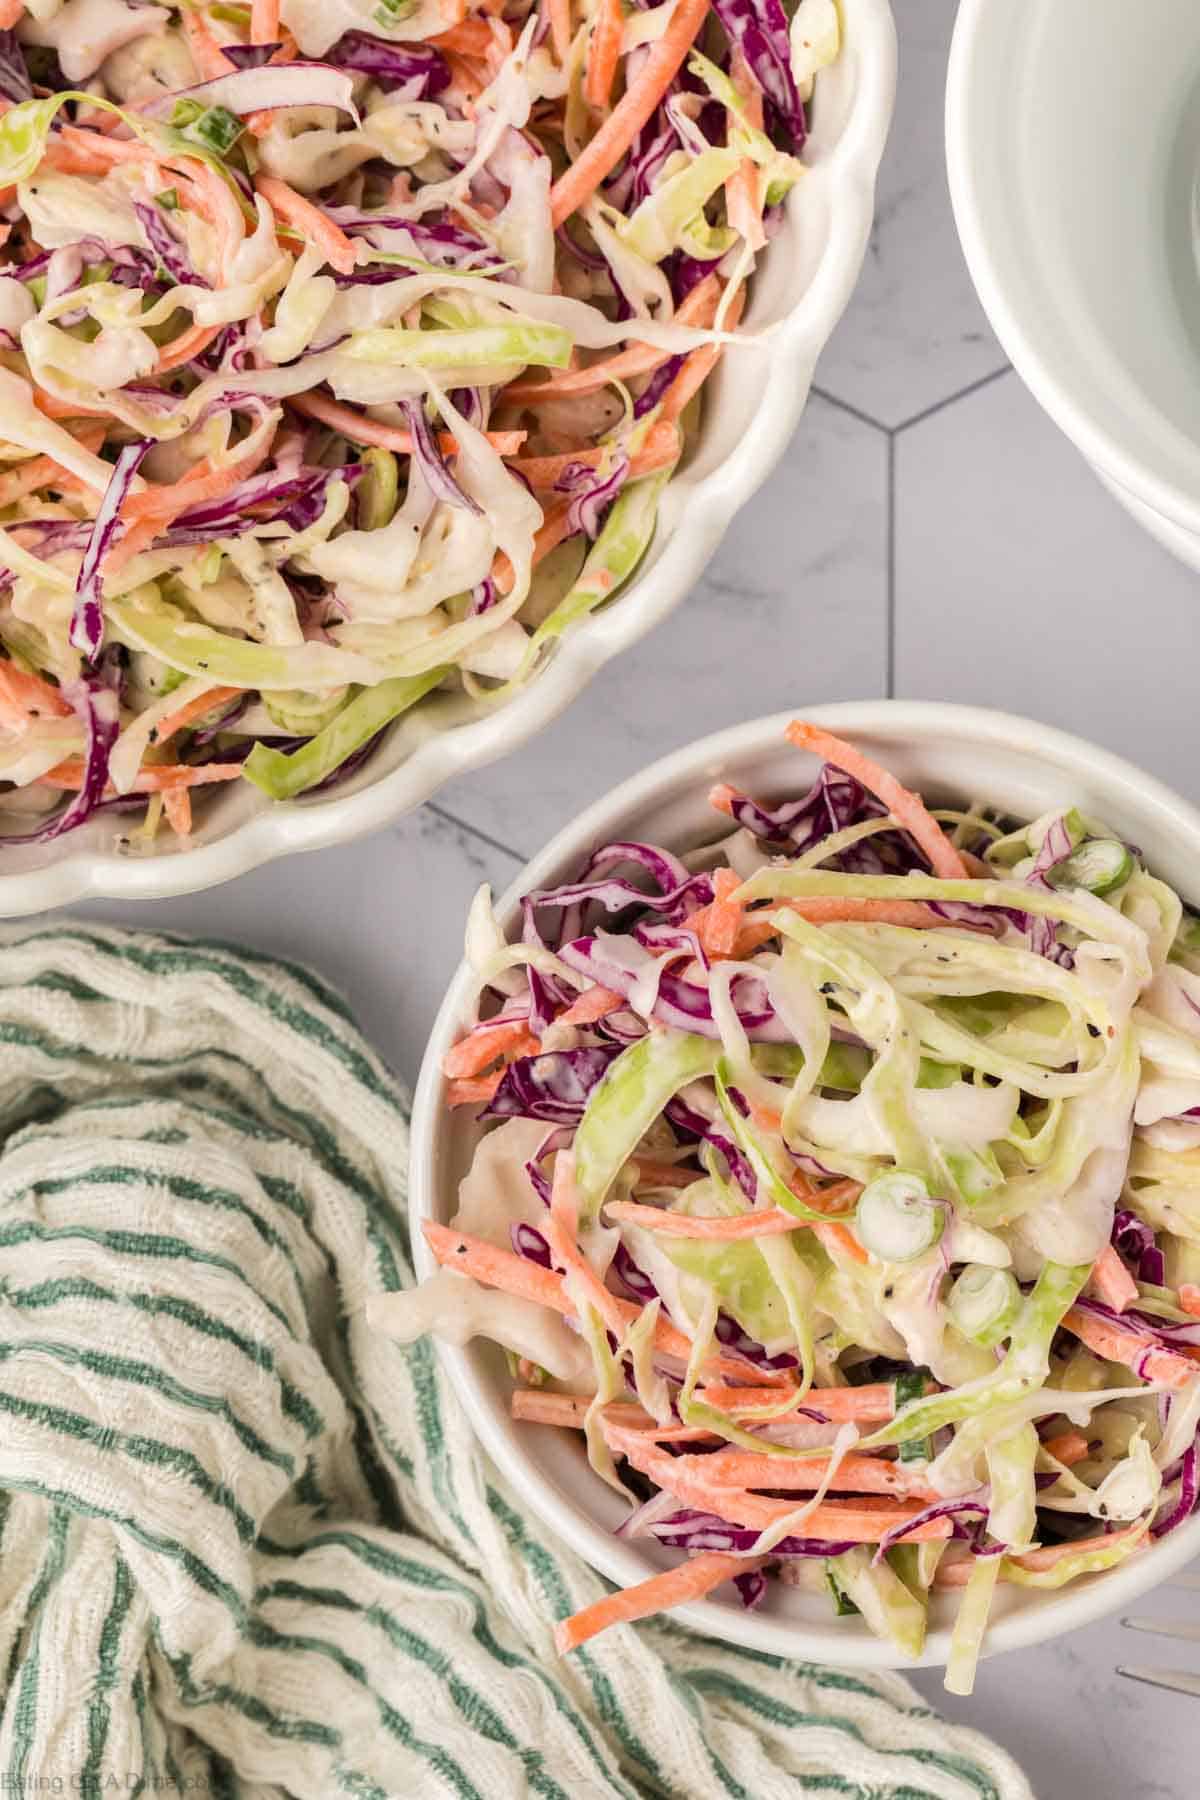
[20,0,166,82]
[368,1270,591,1382]
[796,1078,1018,1159]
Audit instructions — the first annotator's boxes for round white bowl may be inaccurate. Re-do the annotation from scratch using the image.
[0,3,896,919]
[946,0,1200,569]
[410,699,1200,1669]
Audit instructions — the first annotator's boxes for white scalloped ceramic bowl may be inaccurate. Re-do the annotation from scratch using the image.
[947,0,1200,570]
[409,700,1200,1669]
[0,3,896,917]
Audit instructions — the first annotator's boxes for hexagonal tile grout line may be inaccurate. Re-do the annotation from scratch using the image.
[425,801,528,867]
[814,364,1014,696]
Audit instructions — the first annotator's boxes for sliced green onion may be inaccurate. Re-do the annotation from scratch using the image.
[170,98,205,130]
[892,1370,929,1410]
[854,1172,944,1263]
[183,105,245,155]
[1046,838,1134,897]
[948,1265,1021,1349]
[357,447,398,531]
[825,1566,859,1616]
[893,1367,933,1461]
[898,1433,931,1465]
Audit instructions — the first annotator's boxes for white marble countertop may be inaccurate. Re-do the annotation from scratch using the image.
[78,2,1200,1792]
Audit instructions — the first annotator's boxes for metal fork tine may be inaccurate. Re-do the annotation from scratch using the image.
[1121,1617,1200,1643]
[1116,1666,1200,1699]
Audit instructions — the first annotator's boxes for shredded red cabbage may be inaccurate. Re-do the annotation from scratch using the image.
[482,1046,622,1124]
[69,442,150,662]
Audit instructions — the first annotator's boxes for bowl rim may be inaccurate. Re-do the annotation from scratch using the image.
[945,0,1200,545]
[0,0,897,919]
[409,698,1200,1669]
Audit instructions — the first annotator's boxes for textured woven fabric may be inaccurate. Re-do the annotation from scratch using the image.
[0,920,1035,1800]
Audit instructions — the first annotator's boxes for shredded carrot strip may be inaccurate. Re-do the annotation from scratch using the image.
[443,1017,542,1079]
[557,985,625,1026]
[492,499,573,598]
[723,54,765,253]
[667,1445,940,1501]
[699,1382,900,1423]
[555,1550,765,1653]
[0,425,106,508]
[106,440,273,574]
[812,1220,869,1267]
[549,0,712,226]
[629,1158,702,1189]
[156,322,223,375]
[659,286,746,423]
[430,17,495,53]
[162,785,192,837]
[181,8,233,79]
[32,388,109,424]
[255,177,358,274]
[934,1524,1145,1588]
[603,1201,809,1239]
[121,447,267,528]
[1180,1285,1200,1320]
[445,1073,505,1106]
[421,1220,793,1385]
[513,1393,713,1442]
[250,0,280,42]
[1089,1244,1139,1315]
[690,866,744,957]
[441,49,488,97]
[604,1421,953,1539]
[506,277,722,403]
[0,663,71,720]
[546,1150,629,1339]
[37,761,245,793]
[785,722,969,879]
[554,1555,759,1648]
[246,27,299,136]
[1062,1306,1199,1391]
[728,896,992,958]
[1041,1430,1089,1467]
[584,0,624,111]
[287,392,525,457]
[724,161,764,253]
[0,0,22,24]
[508,421,680,489]
[546,0,572,64]
[514,1384,899,1429]
[153,685,243,747]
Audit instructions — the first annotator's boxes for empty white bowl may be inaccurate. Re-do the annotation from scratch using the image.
[0,1,896,918]
[946,0,1200,568]
[409,699,1200,1669]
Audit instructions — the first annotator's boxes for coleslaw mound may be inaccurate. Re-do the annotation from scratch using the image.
[0,0,836,845]
[380,719,1200,1693]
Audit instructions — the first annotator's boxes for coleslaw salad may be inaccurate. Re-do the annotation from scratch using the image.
[0,0,843,847]
[383,716,1200,1693]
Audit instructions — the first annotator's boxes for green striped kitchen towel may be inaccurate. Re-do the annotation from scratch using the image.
[0,919,1034,1800]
